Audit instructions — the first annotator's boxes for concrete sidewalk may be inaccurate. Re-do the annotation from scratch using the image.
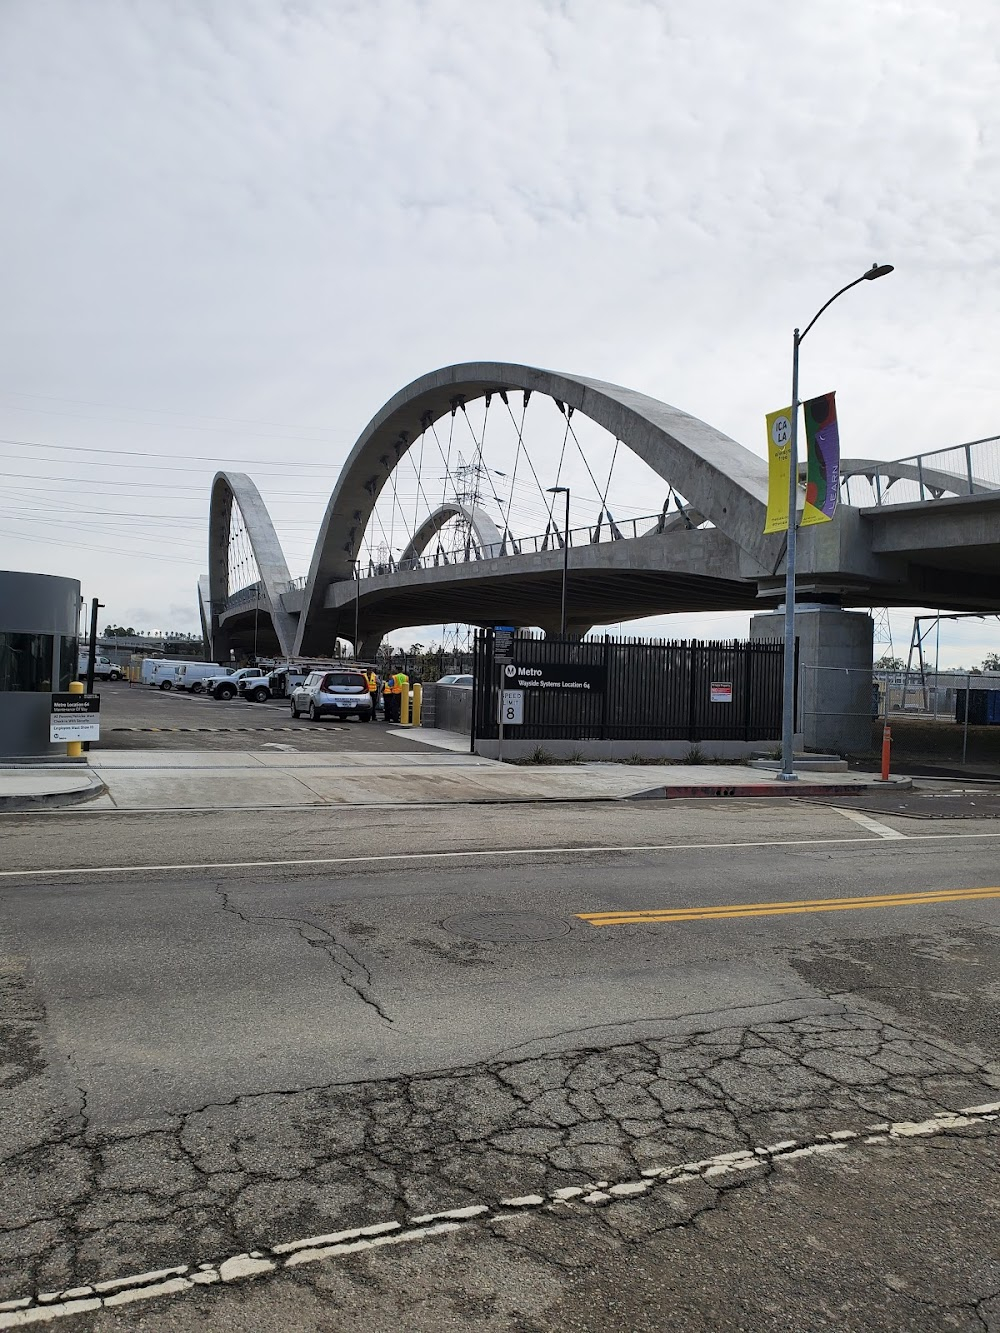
[2,750,909,812]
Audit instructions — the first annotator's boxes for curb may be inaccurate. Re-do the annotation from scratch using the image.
[627,778,913,801]
[0,776,108,813]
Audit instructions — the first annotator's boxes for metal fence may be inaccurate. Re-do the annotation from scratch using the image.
[473,631,787,742]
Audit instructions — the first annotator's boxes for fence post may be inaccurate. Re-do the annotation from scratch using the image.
[600,635,610,741]
[687,640,699,742]
[962,672,971,765]
[966,444,974,495]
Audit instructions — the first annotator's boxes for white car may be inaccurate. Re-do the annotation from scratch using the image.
[290,669,374,722]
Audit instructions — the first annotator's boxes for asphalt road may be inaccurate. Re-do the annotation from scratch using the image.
[89,681,430,752]
[3,799,1000,1329]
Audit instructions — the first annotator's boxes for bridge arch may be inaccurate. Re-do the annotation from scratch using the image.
[294,362,774,654]
[396,502,504,567]
[208,471,297,657]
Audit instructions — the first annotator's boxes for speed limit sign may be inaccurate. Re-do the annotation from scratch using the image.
[500,689,524,726]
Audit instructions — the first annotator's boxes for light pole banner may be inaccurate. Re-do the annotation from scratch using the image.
[764,407,793,533]
[801,391,840,526]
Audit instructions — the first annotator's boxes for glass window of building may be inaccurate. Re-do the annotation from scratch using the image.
[0,633,55,692]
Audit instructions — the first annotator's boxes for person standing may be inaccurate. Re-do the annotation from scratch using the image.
[382,674,396,723]
[393,669,409,723]
[365,667,378,717]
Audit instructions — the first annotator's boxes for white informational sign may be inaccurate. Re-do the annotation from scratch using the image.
[710,681,733,704]
[50,693,101,742]
[500,689,524,726]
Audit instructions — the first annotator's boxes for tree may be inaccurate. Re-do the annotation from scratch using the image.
[982,653,1000,672]
[875,654,904,671]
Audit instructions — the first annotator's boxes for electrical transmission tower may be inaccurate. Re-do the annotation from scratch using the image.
[447,452,489,561]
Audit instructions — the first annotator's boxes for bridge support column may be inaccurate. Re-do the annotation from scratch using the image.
[358,632,383,661]
[751,606,874,755]
[541,622,593,641]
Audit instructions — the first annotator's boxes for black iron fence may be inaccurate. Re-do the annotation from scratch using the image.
[473,630,787,742]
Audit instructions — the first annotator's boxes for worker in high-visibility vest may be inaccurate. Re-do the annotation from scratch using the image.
[381,675,395,723]
[390,670,408,724]
[365,669,378,716]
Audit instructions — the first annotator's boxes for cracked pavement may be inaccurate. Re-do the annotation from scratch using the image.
[4,799,1000,1327]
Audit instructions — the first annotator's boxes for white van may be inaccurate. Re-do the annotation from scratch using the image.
[147,660,197,690]
[174,662,233,693]
[139,659,167,686]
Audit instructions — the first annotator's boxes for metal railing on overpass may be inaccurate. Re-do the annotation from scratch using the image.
[224,512,678,612]
[843,435,1000,507]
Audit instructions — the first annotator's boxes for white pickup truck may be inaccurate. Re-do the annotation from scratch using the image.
[78,655,123,681]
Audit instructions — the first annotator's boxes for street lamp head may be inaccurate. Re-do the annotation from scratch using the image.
[546,485,569,494]
[863,263,894,280]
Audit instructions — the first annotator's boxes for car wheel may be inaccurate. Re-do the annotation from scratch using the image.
[159,680,172,690]
[217,686,235,700]
[363,711,373,722]
[308,702,319,721]
[190,682,203,694]
[250,686,269,703]
[109,671,121,681]
[290,702,300,718]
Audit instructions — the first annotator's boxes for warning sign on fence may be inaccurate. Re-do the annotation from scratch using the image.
[710,681,733,704]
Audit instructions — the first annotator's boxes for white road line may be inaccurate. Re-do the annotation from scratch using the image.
[833,807,909,839]
[2,1101,997,1327]
[4,828,1000,880]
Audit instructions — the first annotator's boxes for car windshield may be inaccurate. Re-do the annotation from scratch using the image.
[322,673,366,692]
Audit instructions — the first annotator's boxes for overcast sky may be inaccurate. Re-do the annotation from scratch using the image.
[2,0,998,665]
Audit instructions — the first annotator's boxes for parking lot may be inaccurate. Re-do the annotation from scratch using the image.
[90,680,442,753]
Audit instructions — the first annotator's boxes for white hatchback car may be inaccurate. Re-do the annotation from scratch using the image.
[290,669,374,722]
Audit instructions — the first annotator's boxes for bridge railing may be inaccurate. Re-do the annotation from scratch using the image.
[358,511,669,577]
[242,511,684,604]
[843,435,1000,507]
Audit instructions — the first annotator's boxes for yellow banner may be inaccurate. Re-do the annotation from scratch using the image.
[764,407,793,534]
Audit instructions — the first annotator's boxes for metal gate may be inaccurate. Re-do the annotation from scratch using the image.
[473,631,788,742]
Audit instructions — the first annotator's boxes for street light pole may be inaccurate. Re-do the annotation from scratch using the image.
[547,486,570,635]
[354,560,361,660]
[777,262,894,782]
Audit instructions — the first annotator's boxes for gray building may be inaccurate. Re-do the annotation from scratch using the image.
[0,570,80,759]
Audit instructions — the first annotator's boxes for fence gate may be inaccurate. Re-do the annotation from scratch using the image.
[473,631,787,743]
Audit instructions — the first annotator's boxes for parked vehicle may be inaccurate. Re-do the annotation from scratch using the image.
[78,654,123,681]
[139,659,166,686]
[261,665,316,700]
[290,669,374,721]
[150,661,186,690]
[239,672,277,703]
[174,662,233,693]
[208,667,265,701]
[439,674,474,688]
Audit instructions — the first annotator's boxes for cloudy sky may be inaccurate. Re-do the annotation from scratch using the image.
[2,0,998,666]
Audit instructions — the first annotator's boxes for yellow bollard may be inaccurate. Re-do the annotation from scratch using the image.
[412,682,422,727]
[66,679,84,758]
[399,683,410,727]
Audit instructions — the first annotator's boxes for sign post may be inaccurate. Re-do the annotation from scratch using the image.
[493,627,516,763]
[50,692,100,749]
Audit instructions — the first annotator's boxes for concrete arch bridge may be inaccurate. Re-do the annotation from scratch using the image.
[204,364,1000,749]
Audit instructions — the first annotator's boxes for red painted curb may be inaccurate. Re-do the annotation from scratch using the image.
[629,782,902,801]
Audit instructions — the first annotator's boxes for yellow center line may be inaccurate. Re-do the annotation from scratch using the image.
[578,885,1000,926]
